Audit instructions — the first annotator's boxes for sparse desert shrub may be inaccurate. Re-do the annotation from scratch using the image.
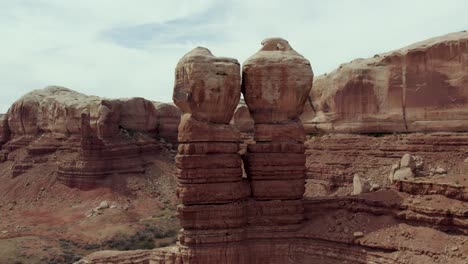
[83,243,99,250]
[93,225,179,251]
[105,231,156,251]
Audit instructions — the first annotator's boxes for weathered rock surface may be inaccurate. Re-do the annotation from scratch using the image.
[352,174,370,195]
[435,167,447,174]
[302,31,468,133]
[242,38,312,236]
[82,37,316,264]
[172,47,249,252]
[6,86,99,136]
[0,86,178,188]
[242,38,314,124]
[392,167,414,181]
[56,110,159,189]
[231,102,254,133]
[400,153,415,170]
[178,113,240,143]
[241,39,313,217]
[305,133,468,197]
[4,86,179,138]
[173,47,241,124]
[15,33,468,264]
[155,103,181,143]
[83,186,468,264]
[389,154,417,183]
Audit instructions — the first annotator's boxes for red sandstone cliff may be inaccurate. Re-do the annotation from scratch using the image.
[0,86,181,188]
[0,89,181,263]
[301,31,468,133]
[4,86,179,139]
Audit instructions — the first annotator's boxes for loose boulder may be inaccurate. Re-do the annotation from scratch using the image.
[389,154,417,183]
[353,174,370,195]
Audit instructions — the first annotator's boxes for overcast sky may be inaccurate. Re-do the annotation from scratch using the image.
[1,0,467,113]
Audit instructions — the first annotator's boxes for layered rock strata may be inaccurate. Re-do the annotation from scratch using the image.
[0,87,174,187]
[79,34,468,264]
[26,32,468,264]
[81,37,315,264]
[302,31,468,133]
[305,132,468,197]
[3,86,180,141]
[83,181,468,264]
[173,47,250,262]
[56,110,160,189]
[242,38,313,234]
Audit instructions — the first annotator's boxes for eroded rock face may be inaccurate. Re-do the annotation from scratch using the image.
[173,47,241,124]
[6,86,98,136]
[302,31,468,133]
[242,38,312,232]
[389,154,417,183]
[155,103,181,143]
[3,86,179,140]
[173,47,249,250]
[120,98,159,132]
[1,87,176,187]
[56,109,159,189]
[78,33,468,264]
[242,38,314,124]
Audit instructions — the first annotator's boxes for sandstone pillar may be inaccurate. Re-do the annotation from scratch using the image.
[173,47,250,262]
[242,38,314,232]
[57,110,107,188]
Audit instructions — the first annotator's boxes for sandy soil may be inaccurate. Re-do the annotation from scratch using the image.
[0,147,179,264]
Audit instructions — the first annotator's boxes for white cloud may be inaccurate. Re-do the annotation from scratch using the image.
[0,0,467,113]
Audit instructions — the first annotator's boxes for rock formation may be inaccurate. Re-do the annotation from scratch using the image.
[172,47,251,262]
[302,31,468,133]
[242,38,314,124]
[83,183,468,263]
[389,154,417,183]
[56,110,159,189]
[173,47,241,124]
[98,38,314,263]
[352,174,370,195]
[155,103,181,144]
[305,133,468,197]
[82,37,314,264]
[3,86,178,140]
[0,86,178,188]
[32,32,468,264]
[242,38,313,234]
